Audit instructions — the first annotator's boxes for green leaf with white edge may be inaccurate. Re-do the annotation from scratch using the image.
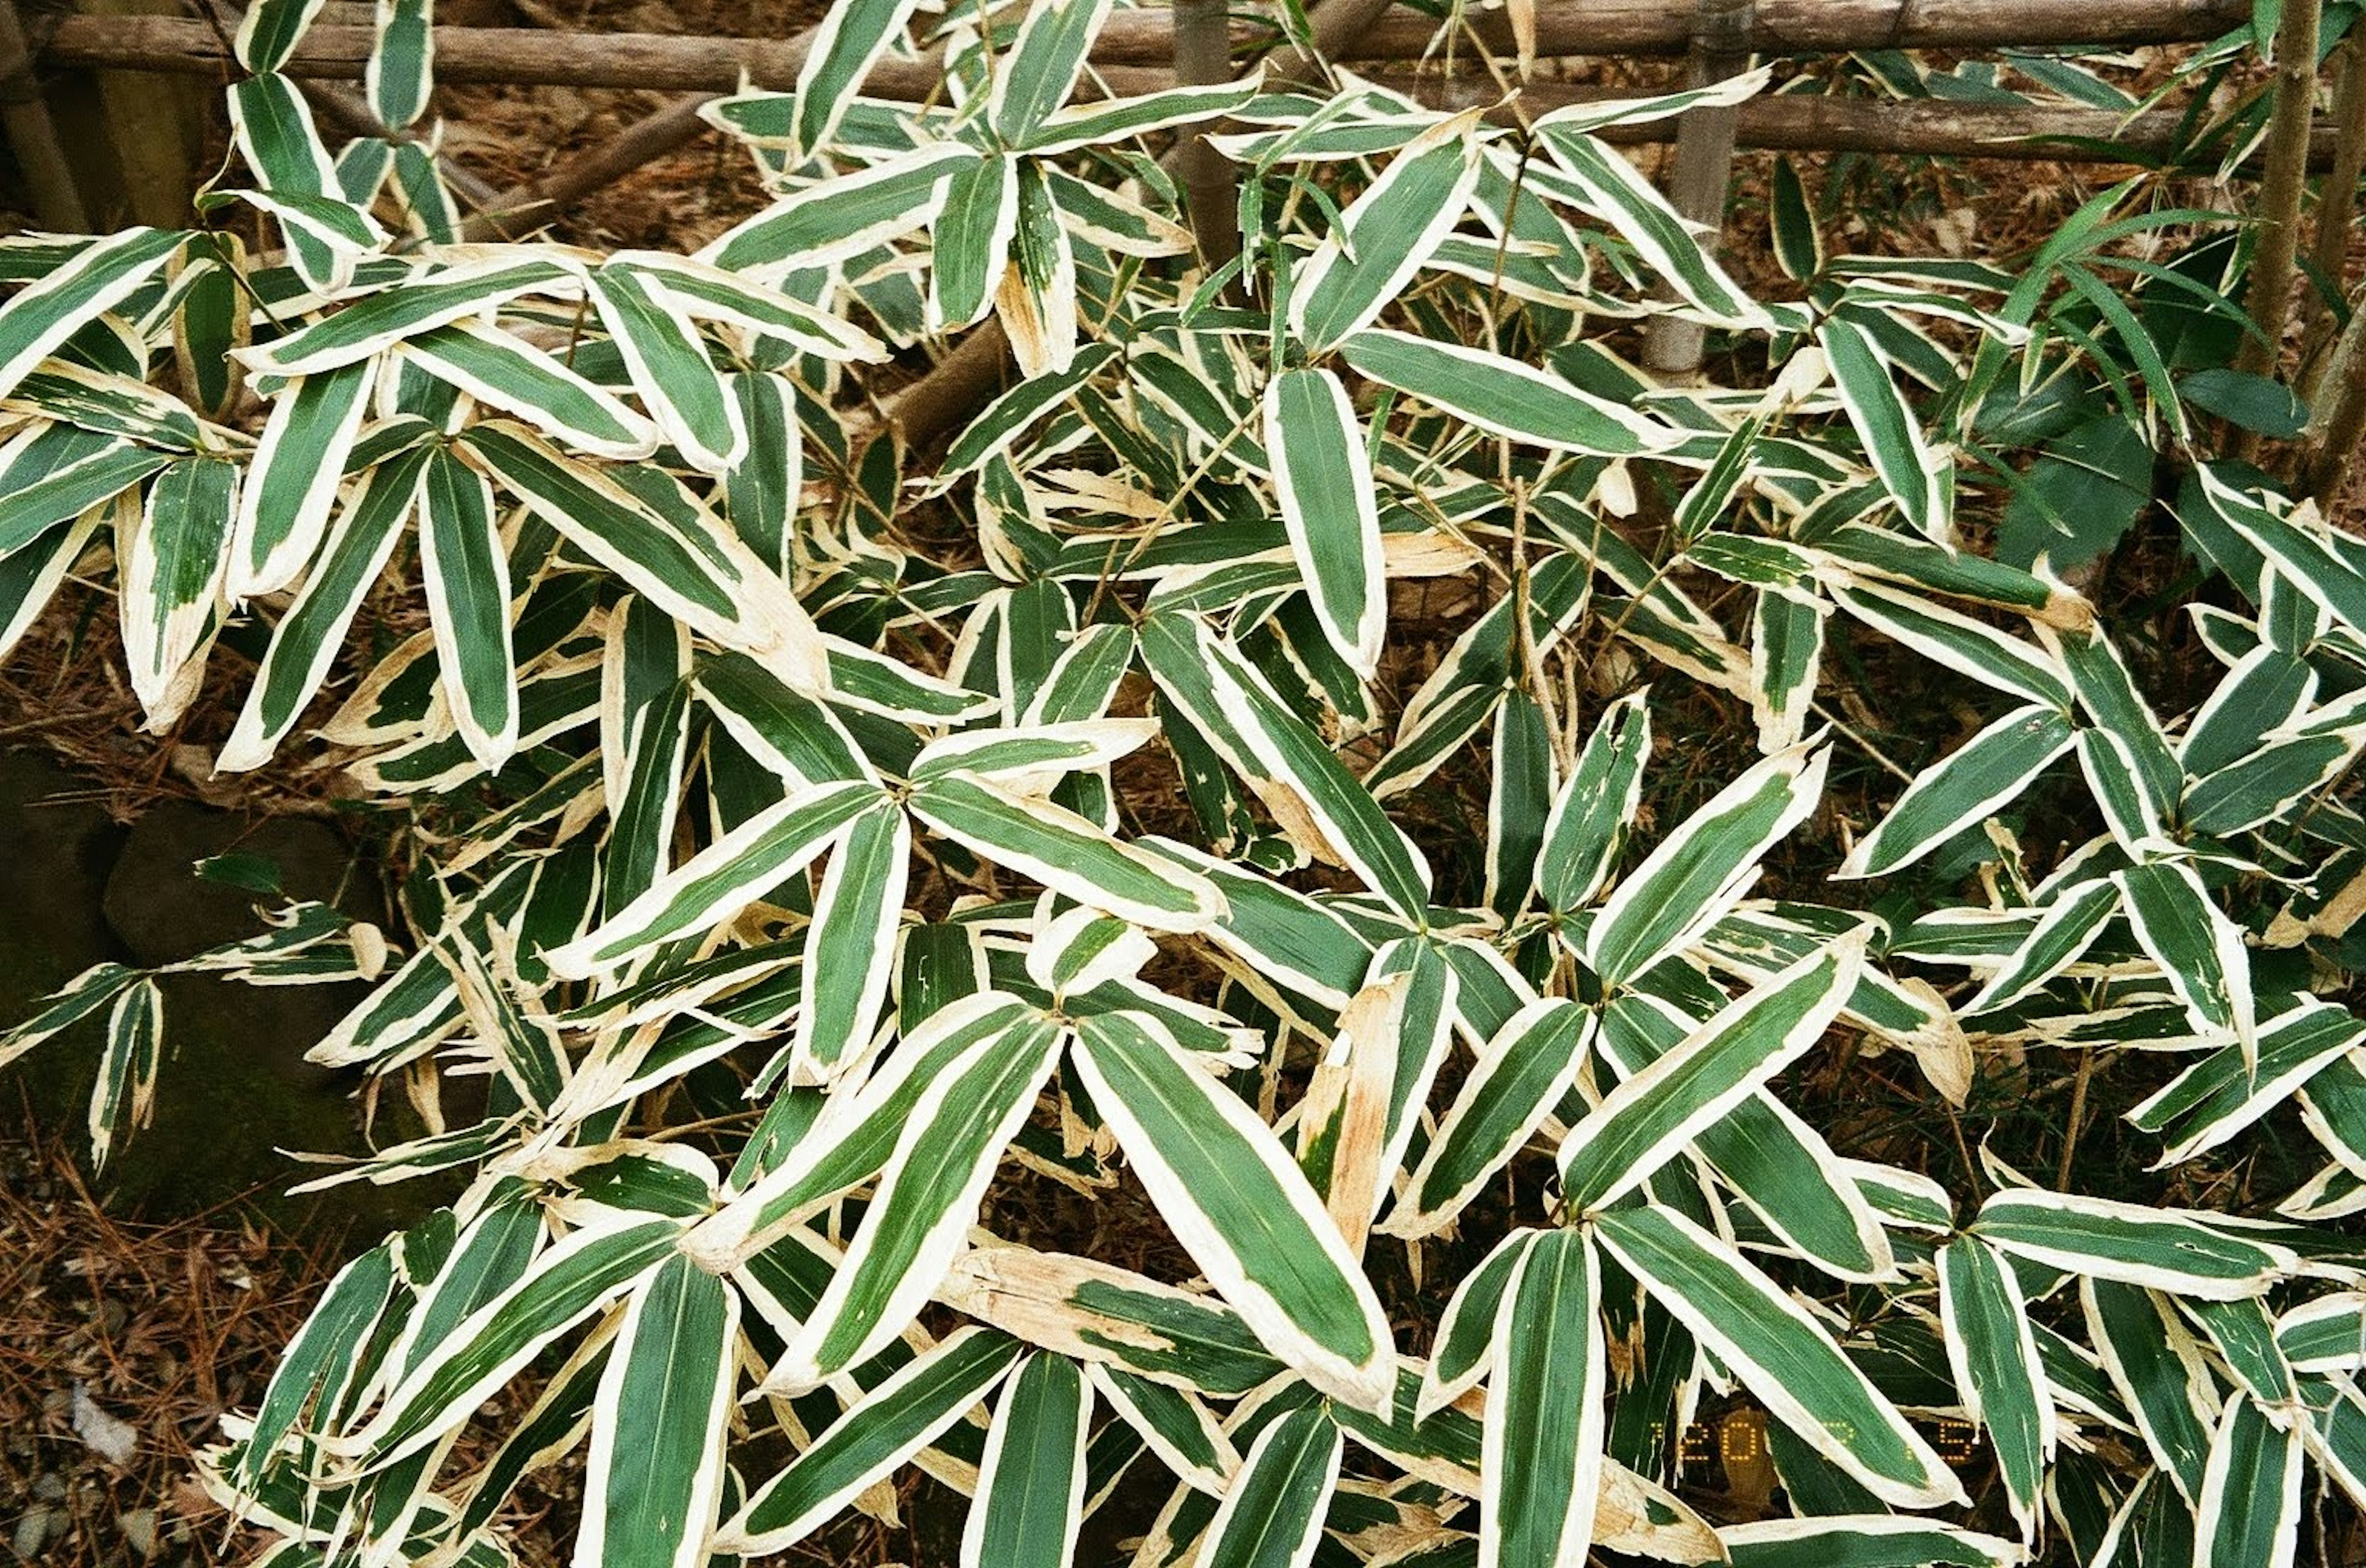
[909,719,1158,790]
[335,1216,683,1469]
[989,0,1115,145]
[1020,78,1264,155]
[715,1328,1023,1554]
[1561,933,1863,1214]
[2084,1278,2216,1502]
[1070,1011,1396,1413]
[418,446,518,774]
[724,372,801,574]
[1198,1402,1341,1568]
[1938,1238,2051,1538]
[789,803,909,1080]
[1587,738,1827,986]
[1963,877,2121,1017]
[460,424,824,688]
[1139,613,1431,919]
[2275,1292,2366,1373]
[1383,999,1590,1240]
[0,228,184,405]
[696,652,873,788]
[587,264,744,474]
[2078,725,2168,851]
[89,978,161,1174]
[769,1014,1060,1387]
[933,155,1021,334]
[787,0,926,157]
[1837,705,2075,879]
[1483,1227,1603,1568]
[240,258,574,377]
[1751,588,1826,754]
[2183,728,2363,835]
[1720,1517,2027,1568]
[909,773,1222,933]
[693,993,1040,1267]
[1770,156,1824,282]
[1418,1228,1535,1421]
[2115,859,2254,1058]
[1592,1204,1964,1509]
[1827,580,2071,711]
[699,143,979,275]
[231,357,378,598]
[1975,1190,2296,1299]
[1266,367,1384,677]
[2043,620,2184,820]
[1818,314,1948,538]
[1087,1365,1236,1495]
[1537,125,1773,331]
[621,254,890,363]
[2195,1391,2301,1568]
[0,436,169,558]
[217,448,429,773]
[121,455,237,721]
[1338,329,1676,457]
[2131,1001,2364,1166]
[368,0,433,129]
[234,1240,397,1489]
[401,323,660,461]
[0,511,98,663]
[544,779,879,977]
[575,1253,738,1568]
[236,0,327,71]
[962,1354,1092,1568]
[1290,113,1482,352]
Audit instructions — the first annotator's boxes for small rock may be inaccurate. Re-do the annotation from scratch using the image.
[117,1506,158,1559]
[11,1504,52,1559]
[33,1471,67,1501]
[71,1381,138,1467]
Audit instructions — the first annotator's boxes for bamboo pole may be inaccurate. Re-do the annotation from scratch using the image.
[2232,0,2320,417]
[1173,0,1240,282]
[0,1,89,232]
[1643,0,1750,375]
[2303,32,2366,345]
[2301,283,2366,502]
[39,1,2258,90]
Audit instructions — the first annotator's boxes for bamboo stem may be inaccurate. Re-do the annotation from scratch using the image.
[2232,0,2320,420]
[2301,283,2366,502]
[0,1,89,232]
[1173,0,1240,282]
[1643,0,1750,376]
[2303,31,2366,344]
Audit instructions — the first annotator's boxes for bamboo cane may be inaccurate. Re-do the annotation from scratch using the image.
[2231,0,2320,439]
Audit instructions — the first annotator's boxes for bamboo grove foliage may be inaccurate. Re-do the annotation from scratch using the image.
[7,1,2366,1565]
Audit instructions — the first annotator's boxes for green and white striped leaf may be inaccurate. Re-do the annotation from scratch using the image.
[0,228,184,405]
[1419,1228,1535,1420]
[232,357,378,598]
[770,1014,1060,1386]
[587,264,744,474]
[909,774,1221,933]
[1593,1204,1964,1508]
[2084,1278,2216,1502]
[1938,1237,2051,1537]
[1198,1402,1341,1568]
[1088,1365,1234,1494]
[1720,1517,2027,1568]
[786,0,925,158]
[1976,1190,2296,1299]
[236,0,328,71]
[962,1354,1092,1568]
[89,978,162,1174]
[699,144,978,274]
[544,779,879,977]
[1266,367,1383,677]
[989,0,1114,145]
[1962,877,2121,1016]
[2194,1392,2301,1568]
[121,455,237,721]
[1071,1012,1396,1412]
[933,155,1021,334]
[419,446,518,773]
[1837,706,2075,879]
[1818,315,1949,538]
[218,449,429,773]
[402,323,660,461]
[0,431,168,558]
[1290,114,1482,352]
[1482,1227,1603,1568]
[1537,126,1773,331]
[1339,330,1675,457]
[1384,999,1590,1239]
[1559,934,1862,1214]
[240,259,573,377]
[2115,859,2254,1057]
[1587,739,1827,986]
[722,1329,1022,1553]
[575,1253,738,1568]
[789,802,910,1080]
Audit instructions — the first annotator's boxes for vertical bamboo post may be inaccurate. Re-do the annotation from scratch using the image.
[2231,0,2322,465]
[2301,30,2366,346]
[1641,0,1750,376]
[1173,0,1240,284]
[0,1,88,232]
[2302,283,2366,501]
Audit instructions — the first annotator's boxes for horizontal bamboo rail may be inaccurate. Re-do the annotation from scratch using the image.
[43,1,2256,92]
